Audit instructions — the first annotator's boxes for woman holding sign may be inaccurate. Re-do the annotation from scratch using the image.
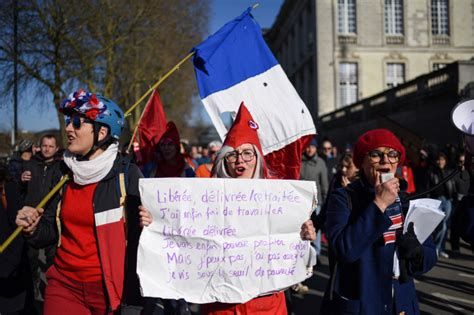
[139,103,316,315]
[15,90,143,314]
[321,129,437,315]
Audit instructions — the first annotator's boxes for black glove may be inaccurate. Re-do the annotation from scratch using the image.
[397,222,424,268]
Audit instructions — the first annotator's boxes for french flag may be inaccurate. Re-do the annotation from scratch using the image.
[192,8,316,179]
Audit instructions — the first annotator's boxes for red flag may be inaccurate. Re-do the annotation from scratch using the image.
[136,89,167,165]
[264,135,314,179]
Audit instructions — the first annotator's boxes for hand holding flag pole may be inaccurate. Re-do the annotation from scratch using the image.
[0,175,69,253]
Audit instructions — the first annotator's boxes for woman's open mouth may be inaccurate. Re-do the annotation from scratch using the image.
[235,166,246,175]
[67,135,75,144]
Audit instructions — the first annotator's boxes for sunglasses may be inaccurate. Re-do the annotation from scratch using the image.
[65,115,93,130]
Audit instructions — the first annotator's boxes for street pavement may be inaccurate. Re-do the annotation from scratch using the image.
[291,241,474,315]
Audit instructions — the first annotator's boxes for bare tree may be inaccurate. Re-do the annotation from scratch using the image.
[0,0,210,144]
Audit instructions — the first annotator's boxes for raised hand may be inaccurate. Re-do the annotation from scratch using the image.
[374,172,399,212]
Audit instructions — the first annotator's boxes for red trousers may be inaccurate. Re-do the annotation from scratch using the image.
[201,292,287,315]
[44,265,112,315]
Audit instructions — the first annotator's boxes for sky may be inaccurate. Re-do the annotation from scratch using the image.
[0,0,284,133]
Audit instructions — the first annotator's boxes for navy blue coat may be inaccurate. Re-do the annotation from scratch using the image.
[321,179,437,315]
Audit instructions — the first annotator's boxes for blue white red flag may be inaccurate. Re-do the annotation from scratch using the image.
[192,8,316,179]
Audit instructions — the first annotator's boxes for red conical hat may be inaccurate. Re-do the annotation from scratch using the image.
[159,121,181,148]
[223,102,263,155]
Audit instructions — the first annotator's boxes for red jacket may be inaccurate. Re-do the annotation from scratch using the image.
[26,156,143,311]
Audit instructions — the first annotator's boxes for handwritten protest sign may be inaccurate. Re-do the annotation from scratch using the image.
[137,178,317,304]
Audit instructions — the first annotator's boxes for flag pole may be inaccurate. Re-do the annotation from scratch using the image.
[124,51,195,117]
[125,51,195,152]
[0,175,69,253]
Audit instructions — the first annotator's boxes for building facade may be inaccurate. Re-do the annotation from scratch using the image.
[265,0,474,118]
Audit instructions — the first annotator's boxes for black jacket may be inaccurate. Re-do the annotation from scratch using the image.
[21,154,62,209]
[427,167,456,199]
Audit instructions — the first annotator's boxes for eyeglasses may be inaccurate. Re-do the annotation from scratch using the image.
[323,147,332,151]
[65,115,92,129]
[367,150,400,164]
[224,149,255,163]
[209,150,218,155]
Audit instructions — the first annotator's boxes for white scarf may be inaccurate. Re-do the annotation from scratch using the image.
[63,143,119,185]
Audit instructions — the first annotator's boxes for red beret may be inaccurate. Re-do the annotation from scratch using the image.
[353,129,405,168]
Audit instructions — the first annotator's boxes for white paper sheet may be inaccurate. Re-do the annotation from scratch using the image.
[394,198,444,277]
[137,178,317,304]
[404,198,444,243]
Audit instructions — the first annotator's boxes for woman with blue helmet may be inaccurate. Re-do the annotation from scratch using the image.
[15,89,143,314]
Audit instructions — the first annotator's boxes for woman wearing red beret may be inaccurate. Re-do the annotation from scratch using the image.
[321,129,437,315]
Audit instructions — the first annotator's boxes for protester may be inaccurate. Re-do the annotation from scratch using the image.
[320,139,337,182]
[311,152,358,275]
[8,139,34,182]
[312,152,358,232]
[195,145,211,166]
[451,147,474,249]
[180,140,197,171]
[139,104,316,315]
[15,89,143,314]
[412,149,430,193]
[195,141,222,178]
[19,134,62,305]
[321,129,437,314]
[450,100,474,249]
[428,152,456,258]
[451,152,470,254]
[300,137,328,258]
[0,164,36,315]
[141,121,195,315]
[143,122,195,179]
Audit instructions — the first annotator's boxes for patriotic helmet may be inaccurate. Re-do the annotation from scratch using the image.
[59,89,125,139]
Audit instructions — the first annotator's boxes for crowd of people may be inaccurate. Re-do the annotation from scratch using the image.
[0,89,472,315]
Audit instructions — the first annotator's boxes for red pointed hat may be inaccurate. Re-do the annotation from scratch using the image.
[159,121,181,148]
[223,102,263,154]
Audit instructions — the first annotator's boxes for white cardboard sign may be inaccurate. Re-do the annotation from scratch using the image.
[137,178,317,304]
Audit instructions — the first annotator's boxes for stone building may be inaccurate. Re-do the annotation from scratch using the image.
[265,0,474,119]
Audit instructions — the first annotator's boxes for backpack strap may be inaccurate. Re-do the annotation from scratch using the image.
[116,158,130,223]
[119,173,127,207]
[56,175,69,247]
